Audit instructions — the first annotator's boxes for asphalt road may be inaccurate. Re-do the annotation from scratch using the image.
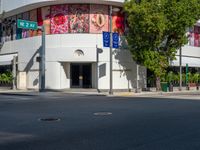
[0,92,200,150]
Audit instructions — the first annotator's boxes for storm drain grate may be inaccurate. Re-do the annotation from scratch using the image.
[38,118,61,122]
[94,112,112,116]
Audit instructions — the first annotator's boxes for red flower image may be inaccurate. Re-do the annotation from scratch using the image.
[112,10,125,35]
[53,13,66,26]
[115,16,124,29]
[51,5,69,34]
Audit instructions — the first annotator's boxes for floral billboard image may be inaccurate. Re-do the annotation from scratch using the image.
[90,5,109,33]
[69,5,89,33]
[2,4,126,43]
[51,5,69,34]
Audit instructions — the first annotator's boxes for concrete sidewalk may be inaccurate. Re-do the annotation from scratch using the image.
[0,87,200,97]
[113,90,200,97]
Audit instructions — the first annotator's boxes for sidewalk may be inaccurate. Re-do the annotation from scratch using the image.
[0,87,200,97]
[113,90,200,97]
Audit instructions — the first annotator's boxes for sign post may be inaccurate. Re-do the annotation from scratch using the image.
[39,25,46,92]
[103,31,119,48]
[17,19,45,92]
[103,32,110,47]
[112,32,119,48]
[103,31,119,95]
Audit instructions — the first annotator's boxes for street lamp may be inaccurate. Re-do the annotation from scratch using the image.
[109,6,120,95]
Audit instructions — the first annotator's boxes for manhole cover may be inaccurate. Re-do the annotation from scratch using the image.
[38,118,61,122]
[94,112,112,116]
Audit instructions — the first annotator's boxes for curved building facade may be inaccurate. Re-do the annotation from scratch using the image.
[0,0,147,90]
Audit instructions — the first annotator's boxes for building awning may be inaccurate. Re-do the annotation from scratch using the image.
[0,54,17,66]
[171,56,200,67]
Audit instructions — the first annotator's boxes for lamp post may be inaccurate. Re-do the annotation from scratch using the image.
[109,6,120,95]
[109,5,113,95]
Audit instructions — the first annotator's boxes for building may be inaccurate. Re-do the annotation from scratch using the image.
[0,0,147,91]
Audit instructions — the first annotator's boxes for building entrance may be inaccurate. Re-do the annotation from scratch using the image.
[70,63,92,88]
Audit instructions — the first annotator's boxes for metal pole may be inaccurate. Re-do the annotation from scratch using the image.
[12,56,16,90]
[109,5,113,95]
[179,47,182,91]
[136,64,139,93]
[96,45,99,93]
[39,25,45,92]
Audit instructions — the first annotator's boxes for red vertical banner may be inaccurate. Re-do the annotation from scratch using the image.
[112,8,125,35]
[51,5,69,34]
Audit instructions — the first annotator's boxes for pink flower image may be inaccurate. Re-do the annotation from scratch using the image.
[90,5,109,33]
[51,5,69,34]
[69,5,89,33]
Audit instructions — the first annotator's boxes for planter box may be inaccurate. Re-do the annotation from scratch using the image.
[189,83,197,87]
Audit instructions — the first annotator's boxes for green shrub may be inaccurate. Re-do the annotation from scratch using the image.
[0,71,13,83]
[166,71,174,83]
[192,73,199,83]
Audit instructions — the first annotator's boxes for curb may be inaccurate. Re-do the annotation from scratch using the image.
[0,89,200,97]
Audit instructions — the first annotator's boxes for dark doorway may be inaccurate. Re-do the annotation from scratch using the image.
[71,63,92,88]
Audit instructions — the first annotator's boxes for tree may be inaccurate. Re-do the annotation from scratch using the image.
[124,0,200,90]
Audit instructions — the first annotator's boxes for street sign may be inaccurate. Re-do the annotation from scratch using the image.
[103,31,110,47]
[112,32,119,48]
[103,32,119,48]
[17,19,38,30]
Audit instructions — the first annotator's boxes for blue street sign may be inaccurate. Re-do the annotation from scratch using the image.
[112,32,119,48]
[103,31,110,47]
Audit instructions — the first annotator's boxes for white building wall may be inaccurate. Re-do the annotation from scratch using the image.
[181,45,200,57]
[60,62,70,89]
[0,0,148,91]
[45,62,61,89]
[171,45,200,67]
[0,33,146,90]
